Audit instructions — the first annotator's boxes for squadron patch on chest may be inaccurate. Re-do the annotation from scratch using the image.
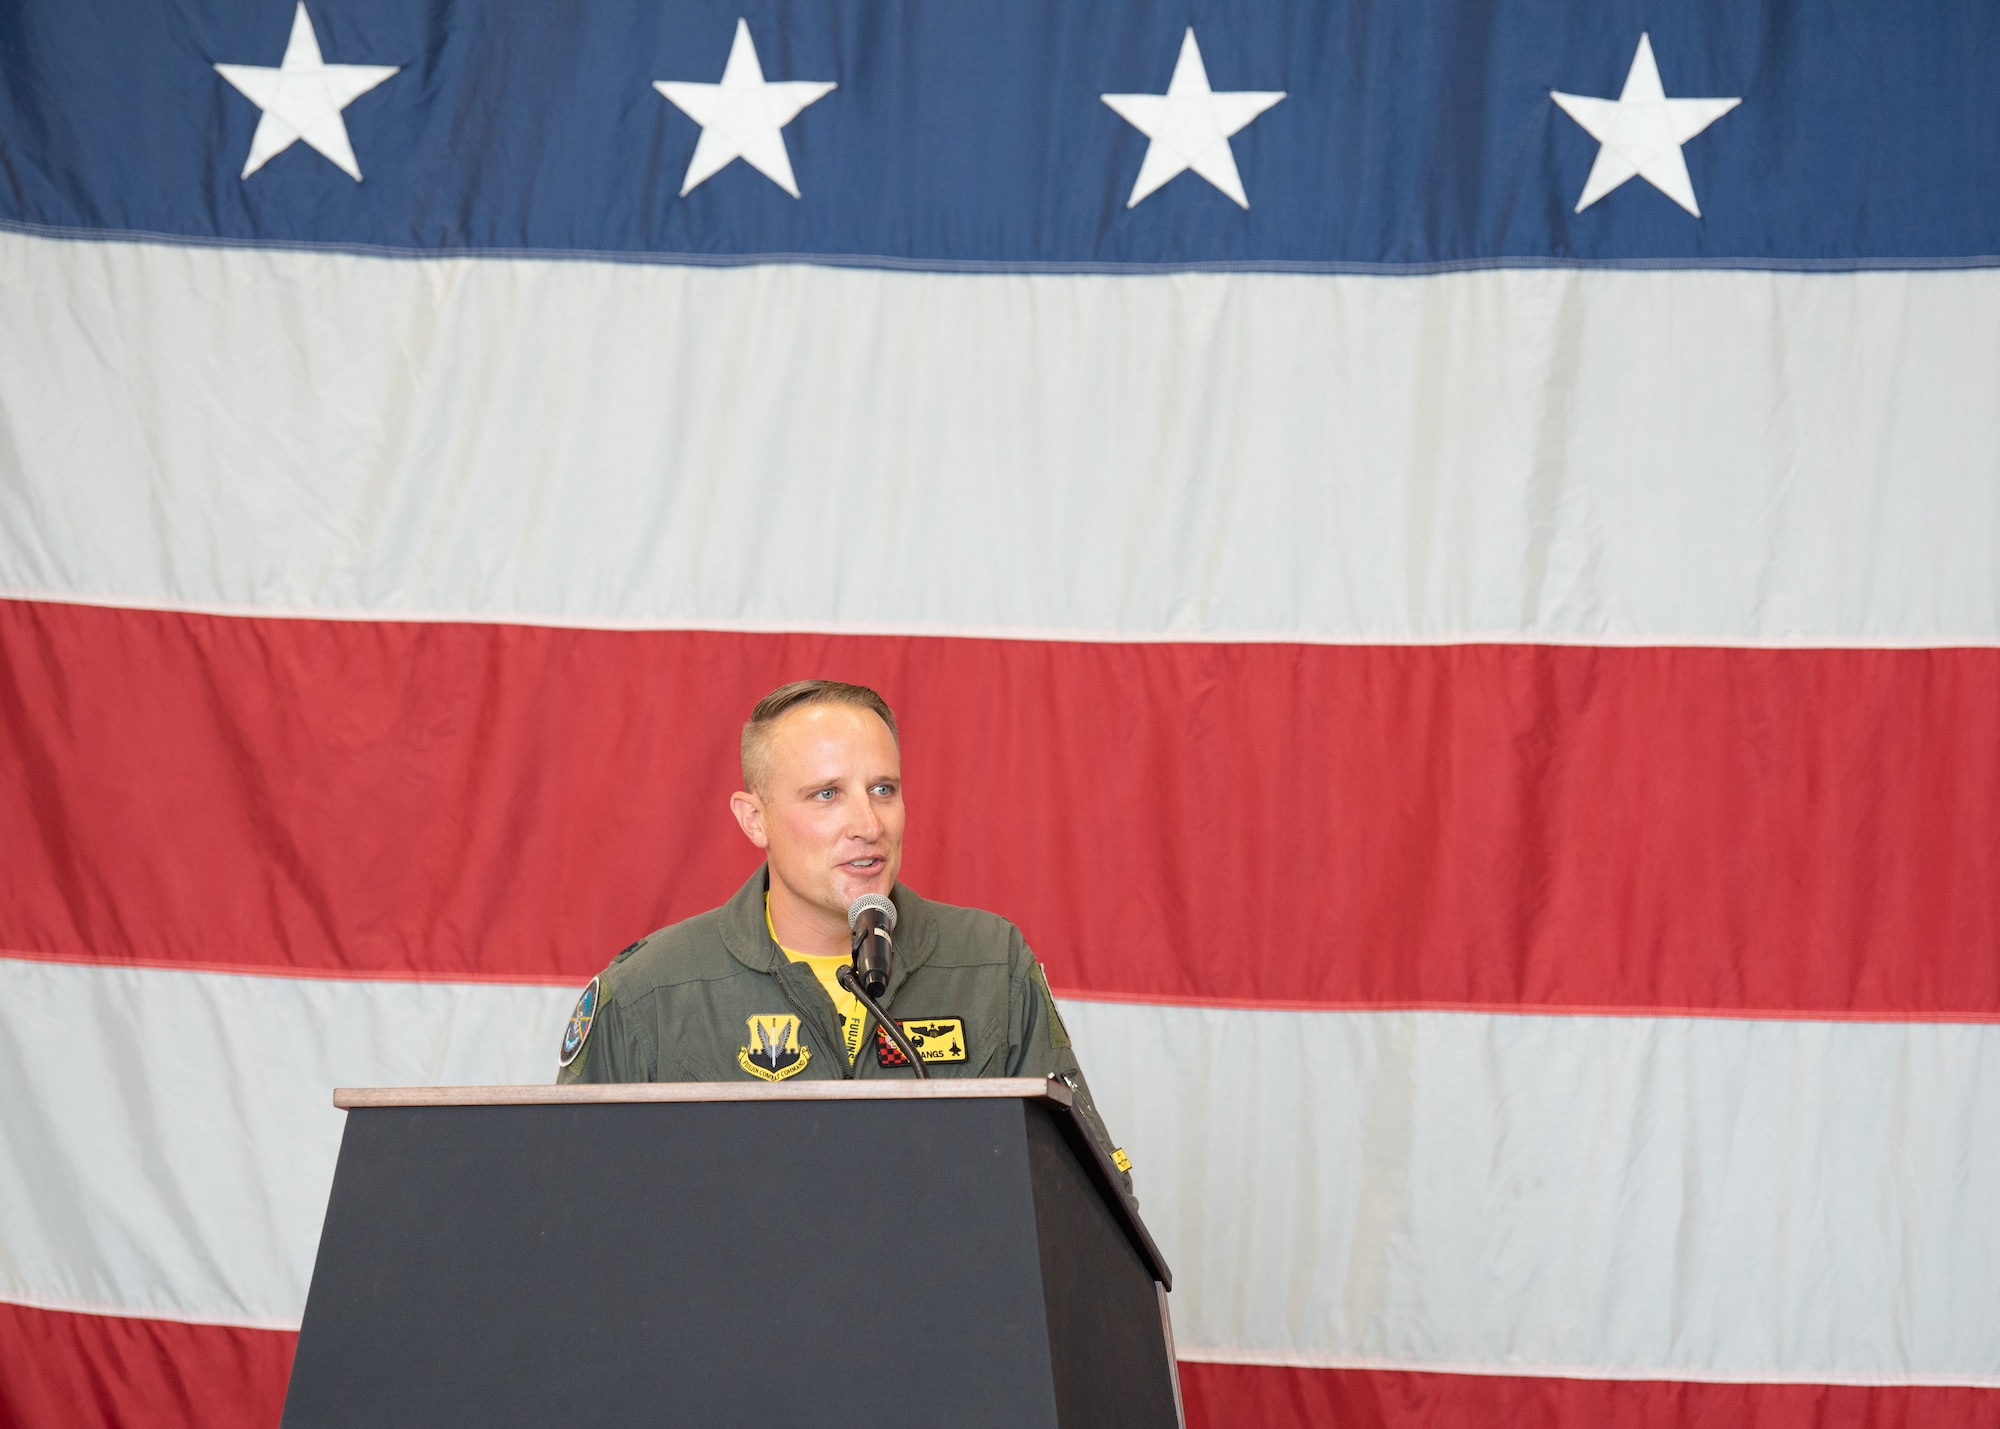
[876,1016,968,1067]
[738,1013,812,1081]
[557,976,600,1068]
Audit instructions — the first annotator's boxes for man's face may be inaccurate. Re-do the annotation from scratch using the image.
[733,702,904,924]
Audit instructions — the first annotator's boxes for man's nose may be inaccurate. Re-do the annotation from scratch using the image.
[846,795,883,841]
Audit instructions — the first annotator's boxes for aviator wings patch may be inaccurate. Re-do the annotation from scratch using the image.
[876,1016,968,1067]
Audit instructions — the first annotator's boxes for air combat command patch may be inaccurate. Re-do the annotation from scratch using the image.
[558,976,600,1068]
[876,1016,968,1067]
[738,1013,812,1081]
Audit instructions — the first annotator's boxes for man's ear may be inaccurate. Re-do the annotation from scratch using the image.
[729,790,770,849]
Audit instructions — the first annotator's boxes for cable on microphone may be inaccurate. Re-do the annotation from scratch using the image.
[844,894,927,1078]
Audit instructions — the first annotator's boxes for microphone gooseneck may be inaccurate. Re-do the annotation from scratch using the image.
[843,894,925,1077]
[837,964,928,1079]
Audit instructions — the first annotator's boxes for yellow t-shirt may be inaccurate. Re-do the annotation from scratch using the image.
[767,896,869,1064]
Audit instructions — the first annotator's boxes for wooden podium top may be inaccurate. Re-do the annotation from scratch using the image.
[334,1076,1071,1110]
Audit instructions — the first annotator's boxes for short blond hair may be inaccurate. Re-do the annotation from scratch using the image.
[741,680,899,794]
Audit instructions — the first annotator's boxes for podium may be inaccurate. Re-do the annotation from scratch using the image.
[282,1078,1183,1429]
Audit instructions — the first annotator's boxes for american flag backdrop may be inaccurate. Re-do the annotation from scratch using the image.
[3,1,1999,1425]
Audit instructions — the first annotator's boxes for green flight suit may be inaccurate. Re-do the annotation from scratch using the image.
[557,867,1134,1195]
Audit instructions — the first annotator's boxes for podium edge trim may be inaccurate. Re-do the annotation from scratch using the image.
[332,1077,1072,1109]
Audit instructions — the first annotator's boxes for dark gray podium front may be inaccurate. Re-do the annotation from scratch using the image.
[282,1078,1181,1429]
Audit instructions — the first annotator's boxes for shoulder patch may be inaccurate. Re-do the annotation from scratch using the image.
[1030,963,1071,1049]
[738,1014,811,1081]
[557,976,601,1068]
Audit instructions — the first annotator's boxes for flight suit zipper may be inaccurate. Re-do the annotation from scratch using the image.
[771,957,859,1079]
[773,956,917,1081]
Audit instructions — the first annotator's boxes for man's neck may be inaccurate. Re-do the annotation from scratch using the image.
[765,879,854,959]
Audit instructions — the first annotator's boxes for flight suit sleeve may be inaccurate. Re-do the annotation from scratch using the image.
[1008,954,1137,1202]
[555,978,645,1083]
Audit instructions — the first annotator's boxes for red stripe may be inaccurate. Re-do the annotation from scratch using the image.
[2,598,1995,1015]
[5,1312,1989,1429]
[1177,1363,2000,1429]
[0,1303,294,1429]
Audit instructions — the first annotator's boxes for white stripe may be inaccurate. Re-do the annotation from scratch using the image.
[4,959,1996,1383]
[3,231,1997,645]
[1071,1001,2000,1385]
[0,958,574,1328]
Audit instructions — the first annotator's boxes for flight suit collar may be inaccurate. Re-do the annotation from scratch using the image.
[717,864,939,1004]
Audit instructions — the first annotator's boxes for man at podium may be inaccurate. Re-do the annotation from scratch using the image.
[556,679,1133,1193]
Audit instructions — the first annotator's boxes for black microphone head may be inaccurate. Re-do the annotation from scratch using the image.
[847,894,895,998]
[846,893,897,933]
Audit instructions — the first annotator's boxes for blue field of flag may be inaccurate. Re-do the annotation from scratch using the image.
[1,0,1995,269]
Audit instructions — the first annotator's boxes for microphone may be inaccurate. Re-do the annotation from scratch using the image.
[847,893,897,998]
[842,894,927,1079]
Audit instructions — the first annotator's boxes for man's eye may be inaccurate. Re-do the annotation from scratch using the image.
[813,788,837,800]
[871,784,896,797]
